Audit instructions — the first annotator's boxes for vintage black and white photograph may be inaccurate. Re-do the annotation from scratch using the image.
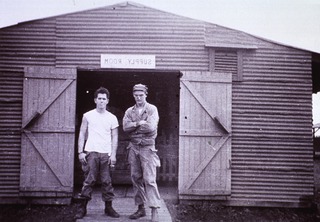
[0,0,319,221]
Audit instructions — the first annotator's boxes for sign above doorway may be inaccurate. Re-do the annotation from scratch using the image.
[101,54,156,69]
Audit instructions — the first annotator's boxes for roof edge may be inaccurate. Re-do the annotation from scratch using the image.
[1,1,319,55]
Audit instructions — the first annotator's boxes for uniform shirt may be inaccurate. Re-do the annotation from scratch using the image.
[123,102,159,146]
[84,109,119,154]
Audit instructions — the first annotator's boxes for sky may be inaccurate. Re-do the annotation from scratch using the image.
[0,0,319,128]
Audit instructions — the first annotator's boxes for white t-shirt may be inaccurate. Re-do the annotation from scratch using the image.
[84,109,119,154]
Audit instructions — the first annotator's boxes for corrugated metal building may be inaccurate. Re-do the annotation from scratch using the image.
[0,2,318,207]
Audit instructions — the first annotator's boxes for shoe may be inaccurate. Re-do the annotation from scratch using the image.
[129,204,146,219]
[74,198,88,219]
[105,201,120,218]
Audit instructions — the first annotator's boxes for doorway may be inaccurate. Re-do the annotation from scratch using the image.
[74,69,180,186]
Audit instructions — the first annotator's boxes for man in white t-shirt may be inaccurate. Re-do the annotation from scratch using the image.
[75,87,120,219]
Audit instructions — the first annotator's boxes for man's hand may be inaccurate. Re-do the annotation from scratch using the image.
[109,155,117,168]
[138,120,147,126]
[79,153,87,164]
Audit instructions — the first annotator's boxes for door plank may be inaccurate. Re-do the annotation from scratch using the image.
[22,79,74,129]
[181,80,230,133]
[179,71,232,198]
[20,67,76,197]
[180,135,230,192]
[23,130,69,186]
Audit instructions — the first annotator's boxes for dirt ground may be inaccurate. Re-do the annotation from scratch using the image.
[0,203,78,222]
[165,199,319,222]
[1,159,320,222]
[0,198,319,222]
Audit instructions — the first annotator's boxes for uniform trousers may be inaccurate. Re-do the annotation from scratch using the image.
[80,152,115,202]
[128,144,161,208]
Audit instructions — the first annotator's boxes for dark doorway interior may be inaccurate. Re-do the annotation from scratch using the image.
[74,70,180,186]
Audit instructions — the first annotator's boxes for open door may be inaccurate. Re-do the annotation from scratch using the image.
[20,67,76,201]
[179,71,232,200]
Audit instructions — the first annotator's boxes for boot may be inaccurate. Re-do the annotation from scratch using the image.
[129,204,146,219]
[151,207,159,222]
[105,201,120,218]
[74,199,88,219]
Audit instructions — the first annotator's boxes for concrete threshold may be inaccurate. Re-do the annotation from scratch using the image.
[76,185,176,222]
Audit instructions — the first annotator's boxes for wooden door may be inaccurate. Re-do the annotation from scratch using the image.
[179,71,232,200]
[20,67,76,199]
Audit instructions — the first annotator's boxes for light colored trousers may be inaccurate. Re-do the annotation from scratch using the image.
[128,145,161,208]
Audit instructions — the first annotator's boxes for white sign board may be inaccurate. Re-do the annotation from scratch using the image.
[101,54,156,69]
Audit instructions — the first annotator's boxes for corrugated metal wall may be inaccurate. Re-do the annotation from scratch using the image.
[231,44,313,206]
[205,23,314,206]
[0,19,57,203]
[0,71,23,200]
[0,19,57,72]
[55,3,206,70]
[0,2,314,206]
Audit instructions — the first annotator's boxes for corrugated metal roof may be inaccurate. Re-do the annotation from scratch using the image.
[205,25,259,49]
